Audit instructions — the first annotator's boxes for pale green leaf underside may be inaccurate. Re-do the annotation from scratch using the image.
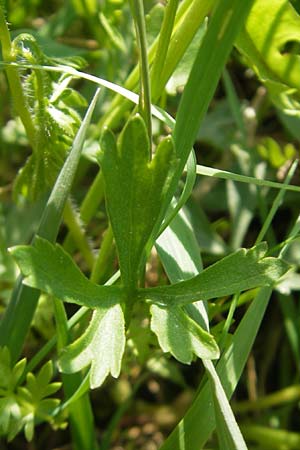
[10,236,122,308]
[98,114,178,288]
[140,243,289,305]
[150,304,219,363]
[59,304,125,389]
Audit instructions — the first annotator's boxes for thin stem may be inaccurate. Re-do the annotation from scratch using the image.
[63,198,95,270]
[255,160,298,245]
[130,0,152,142]
[151,0,179,101]
[0,6,36,144]
[90,225,114,284]
[63,170,105,254]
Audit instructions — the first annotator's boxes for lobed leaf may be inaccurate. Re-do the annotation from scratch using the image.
[150,304,219,363]
[59,305,126,389]
[140,243,289,306]
[10,236,122,309]
[98,114,178,289]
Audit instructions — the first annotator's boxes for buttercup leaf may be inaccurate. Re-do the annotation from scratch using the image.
[150,304,219,363]
[140,243,289,306]
[59,305,126,389]
[10,236,122,308]
[98,114,178,289]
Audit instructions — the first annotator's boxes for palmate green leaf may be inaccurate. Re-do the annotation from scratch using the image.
[98,114,178,289]
[236,0,300,115]
[59,305,125,389]
[150,304,219,363]
[10,236,122,308]
[140,242,289,306]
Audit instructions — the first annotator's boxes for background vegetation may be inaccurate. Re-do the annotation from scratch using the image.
[1,0,300,449]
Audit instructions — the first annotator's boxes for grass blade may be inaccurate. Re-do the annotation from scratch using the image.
[0,88,101,361]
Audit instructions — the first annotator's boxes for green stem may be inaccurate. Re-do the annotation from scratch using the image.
[53,296,98,450]
[0,6,36,144]
[90,225,114,284]
[63,198,95,270]
[0,90,100,361]
[255,160,298,245]
[63,170,105,254]
[151,0,179,101]
[153,0,214,103]
[234,385,300,413]
[101,0,214,129]
[240,425,300,449]
[130,0,152,142]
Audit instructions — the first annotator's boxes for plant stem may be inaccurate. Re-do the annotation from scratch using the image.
[0,6,36,144]
[63,170,105,254]
[0,89,101,361]
[90,224,114,284]
[63,198,95,270]
[53,296,98,450]
[151,0,179,101]
[101,0,214,129]
[130,0,152,142]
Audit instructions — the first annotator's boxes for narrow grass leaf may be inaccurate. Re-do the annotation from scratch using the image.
[196,164,300,193]
[160,286,272,450]
[159,150,197,235]
[140,242,289,306]
[156,199,248,449]
[0,89,101,361]
[156,206,202,282]
[203,359,248,450]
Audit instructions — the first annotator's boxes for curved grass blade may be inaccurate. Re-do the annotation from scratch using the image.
[0,88,101,361]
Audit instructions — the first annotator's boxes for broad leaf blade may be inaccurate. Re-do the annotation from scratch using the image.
[10,236,122,308]
[140,243,289,305]
[59,304,125,389]
[150,304,219,363]
[98,114,178,288]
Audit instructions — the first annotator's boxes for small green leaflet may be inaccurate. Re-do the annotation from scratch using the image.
[59,305,125,389]
[150,304,219,363]
[10,236,122,308]
[98,114,178,289]
[140,242,289,306]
